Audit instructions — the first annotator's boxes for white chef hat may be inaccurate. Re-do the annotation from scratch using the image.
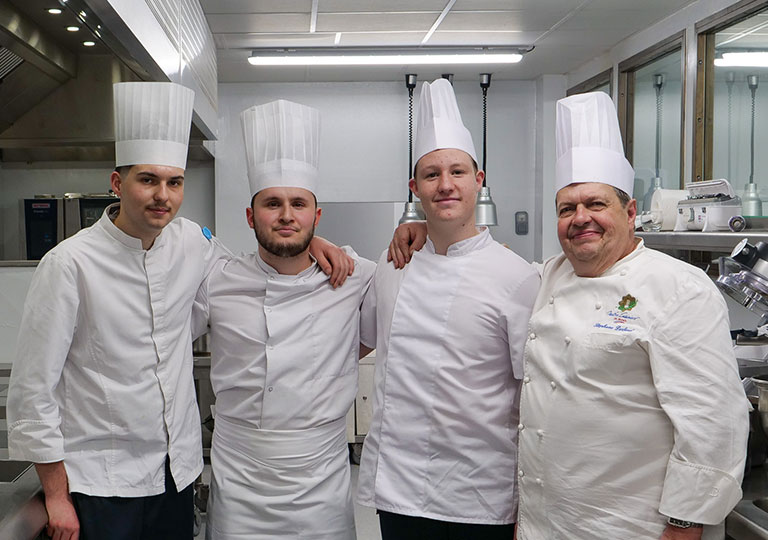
[113,82,195,169]
[240,99,320,198]
[555,92,635,196]
[413,78,478,168]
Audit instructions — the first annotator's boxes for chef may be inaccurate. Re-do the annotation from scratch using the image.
[192,99,375,540]
[515,91,750,540]
[356,78,540,539]
[7,82,223,540]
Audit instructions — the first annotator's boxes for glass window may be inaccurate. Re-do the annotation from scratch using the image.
[619,37,685,212]
[711,11,768,215]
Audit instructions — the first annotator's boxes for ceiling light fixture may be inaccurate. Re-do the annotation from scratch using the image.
[66,25,79,32]
[715,51,768,67]
[47,8,63,15]
[82,41,95,47]
[248,46,532,67]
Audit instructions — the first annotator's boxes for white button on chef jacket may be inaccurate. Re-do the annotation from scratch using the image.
[357,230,540,524]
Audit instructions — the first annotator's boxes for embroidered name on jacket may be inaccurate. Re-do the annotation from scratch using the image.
[593,295,639,333]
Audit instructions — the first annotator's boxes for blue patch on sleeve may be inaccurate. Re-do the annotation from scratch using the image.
[202,226,212,240]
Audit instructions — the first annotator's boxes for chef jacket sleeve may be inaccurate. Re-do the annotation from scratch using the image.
[503,269,540,380]
[7,251,79,463]
[649,276,750,524]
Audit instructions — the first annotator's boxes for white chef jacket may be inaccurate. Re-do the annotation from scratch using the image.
[193,247,375,540]
[357,228,540,524]
[517,239,750,540]
[7,204,223,497]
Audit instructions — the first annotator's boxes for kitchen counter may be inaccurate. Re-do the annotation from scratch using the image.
[728,466,768,539]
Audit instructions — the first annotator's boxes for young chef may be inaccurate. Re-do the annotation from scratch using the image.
[356,78,540,539]
[6,82,223,540]
[515,92,750,540]
[192,99,375,540]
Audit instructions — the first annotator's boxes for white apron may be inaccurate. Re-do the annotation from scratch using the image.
[205,415,355,540]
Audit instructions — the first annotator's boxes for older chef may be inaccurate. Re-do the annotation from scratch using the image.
[515,92,750,540]
[7,82,224,540]
[357,78,540,539]
[192,99,375,540]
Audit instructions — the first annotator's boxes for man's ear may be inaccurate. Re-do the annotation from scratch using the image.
[626,198,637,223]
[110,171,122,197]
[246,206,255,230]
[475,170,485,192]
[314,207,322,228]
[409,178,418,198]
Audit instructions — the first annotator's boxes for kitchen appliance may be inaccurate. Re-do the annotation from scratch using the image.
[21,193,118,260]
[674,178,744,232]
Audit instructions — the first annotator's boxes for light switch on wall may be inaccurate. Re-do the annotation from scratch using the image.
[515,211,528,235]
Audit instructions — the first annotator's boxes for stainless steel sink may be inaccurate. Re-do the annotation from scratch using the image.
[0,461,32,483]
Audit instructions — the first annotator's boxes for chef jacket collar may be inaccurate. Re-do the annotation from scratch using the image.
[100,202,169,251]
[254,248,321,281]
[423,226,491,257]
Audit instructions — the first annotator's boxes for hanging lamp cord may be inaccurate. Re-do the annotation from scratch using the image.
[751,85,757,184]
[482,87,488,187]
[408,86,414,203]
[655,84,663,179]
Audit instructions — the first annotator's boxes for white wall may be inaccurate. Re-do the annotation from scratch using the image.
[215,81,538,262]
[0,162,216,259]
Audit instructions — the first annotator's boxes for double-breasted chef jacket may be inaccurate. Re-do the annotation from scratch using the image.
[8,204,223,496]
[357,228,540,524]
[516,239,750,540]
[193,246,375,540]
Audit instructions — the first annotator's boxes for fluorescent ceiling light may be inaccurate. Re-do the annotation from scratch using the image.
[47,8,63,15]
[248,46,531,67]
[715,51,768,67]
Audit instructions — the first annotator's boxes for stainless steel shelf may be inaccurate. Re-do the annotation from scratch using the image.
[637,231,768,252]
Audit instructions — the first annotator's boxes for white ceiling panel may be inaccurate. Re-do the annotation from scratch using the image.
[216,33,338,49]
[199,0,312,14]
[439,11,568,32]
[334,32,427,47]
[454,0,583,9]
[427,31,543,46]
[558,10,663,32]
[206,13,311,34]
[318,1,448,13]
[316,12,439,32]
[584,0,695,11]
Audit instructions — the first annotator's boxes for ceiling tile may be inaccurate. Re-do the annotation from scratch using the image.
[335,33,426,47]
[200,0,311,14]
[439,11,565,32]
[427,31,543,46]
[216,33,338,49]
[316,12,438,32]
[453,0,583,9]
[318,0,447,12]
[206,13,311,34]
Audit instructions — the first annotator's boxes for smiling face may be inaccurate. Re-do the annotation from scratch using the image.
[556,182,637,277]
[409,148,483,228]
[110,164,184,248]
[247,186,321,259]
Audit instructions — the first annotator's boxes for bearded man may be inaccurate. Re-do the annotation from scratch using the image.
[192,100,374,540]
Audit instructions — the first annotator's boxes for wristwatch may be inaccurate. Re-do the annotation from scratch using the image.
[667,517,704,528]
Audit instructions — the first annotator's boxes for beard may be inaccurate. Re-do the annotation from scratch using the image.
[254,222,315,258]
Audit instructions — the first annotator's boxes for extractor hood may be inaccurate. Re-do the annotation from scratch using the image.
[0,0,213,163]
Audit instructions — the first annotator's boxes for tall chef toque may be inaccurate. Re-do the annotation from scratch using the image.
[555,91,635,196]
[413,78,478,168]
[241,99,320,198]
[113,82,195,169]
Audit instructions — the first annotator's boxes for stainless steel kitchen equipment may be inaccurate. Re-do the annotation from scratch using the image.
[674,178,744,232]
[21,193,117,260]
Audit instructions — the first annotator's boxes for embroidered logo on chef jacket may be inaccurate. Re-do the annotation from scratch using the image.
[592,294,639,333]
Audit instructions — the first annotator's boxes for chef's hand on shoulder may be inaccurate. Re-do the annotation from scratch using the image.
[45,493,80,540]
[388,221,427,269]
[309,236,354,288]
[660,524,703,540]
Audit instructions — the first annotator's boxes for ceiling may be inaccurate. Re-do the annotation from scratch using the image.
[201,0,698,83]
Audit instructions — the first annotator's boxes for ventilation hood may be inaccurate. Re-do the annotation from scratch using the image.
[0,0,212,163]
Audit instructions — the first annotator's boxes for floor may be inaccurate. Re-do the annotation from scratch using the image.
[198,464,382,540]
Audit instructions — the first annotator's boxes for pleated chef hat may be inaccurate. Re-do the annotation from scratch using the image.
[413,78,478,168]
[241,100,320,197]
[555,92,635,196]
[113,82,195,169]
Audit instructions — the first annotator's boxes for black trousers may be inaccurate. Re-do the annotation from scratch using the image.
[378,510,516,540]
[70,457,193,540]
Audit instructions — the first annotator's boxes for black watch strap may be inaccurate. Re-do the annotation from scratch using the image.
[668,517,704,528]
